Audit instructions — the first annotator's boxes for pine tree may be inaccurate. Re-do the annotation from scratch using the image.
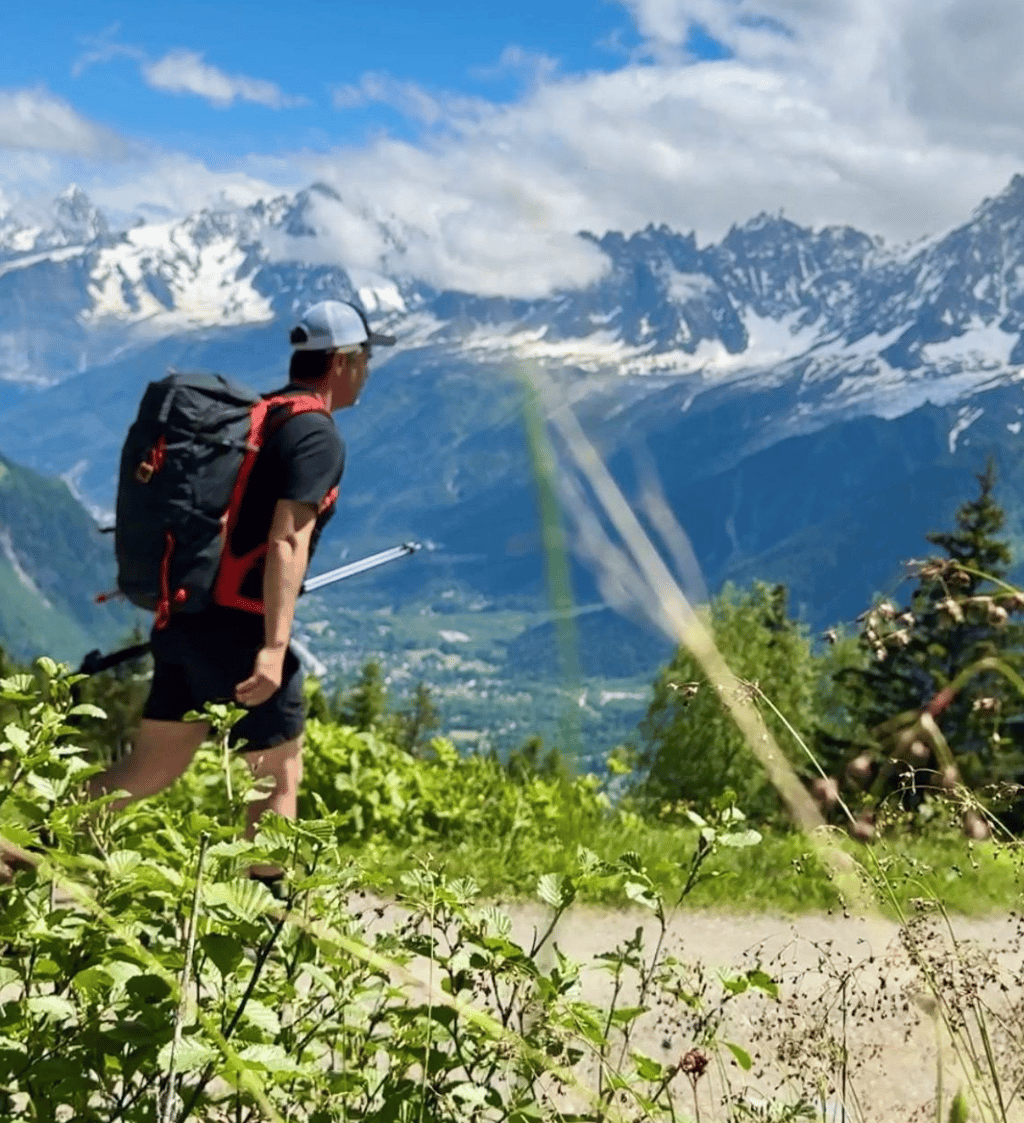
[337,660,389,731]
[392,682,441,756]
[827,461,1024,828]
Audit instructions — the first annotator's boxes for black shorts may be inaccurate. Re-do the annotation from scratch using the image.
[142,608,305,752]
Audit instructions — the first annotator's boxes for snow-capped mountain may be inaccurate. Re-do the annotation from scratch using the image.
[4,175,1024,646]
[6,175,1024,423]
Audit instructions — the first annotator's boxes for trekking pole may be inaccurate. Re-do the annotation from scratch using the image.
[78,541,422,677]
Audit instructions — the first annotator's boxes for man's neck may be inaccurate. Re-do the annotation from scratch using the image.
[286,381,332,410]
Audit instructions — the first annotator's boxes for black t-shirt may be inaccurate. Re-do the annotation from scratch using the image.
[194,385,345,643]
[230,386,345,595]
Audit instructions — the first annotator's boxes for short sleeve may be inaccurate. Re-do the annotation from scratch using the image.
[273,412,345,508]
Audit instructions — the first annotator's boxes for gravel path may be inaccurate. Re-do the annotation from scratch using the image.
[372,899,1024,1122]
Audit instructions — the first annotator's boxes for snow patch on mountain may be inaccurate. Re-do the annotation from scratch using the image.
[0,527,49,606]
[949,406,984,453]
[84,221,273,328]
[921,321,1019,367]
[0,246,86,279]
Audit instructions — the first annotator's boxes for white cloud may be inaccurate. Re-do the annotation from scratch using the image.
[87,153,284,222]
[142,50,305,109]
[9,1,1024,299]
[0,89,128,157]
[268,183,609,298]
[308,0,1024,258]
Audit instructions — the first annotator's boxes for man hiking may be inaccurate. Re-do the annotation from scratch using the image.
[87,299,396,886]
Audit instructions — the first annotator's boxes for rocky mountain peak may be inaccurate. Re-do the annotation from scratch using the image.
[45,186,109,248]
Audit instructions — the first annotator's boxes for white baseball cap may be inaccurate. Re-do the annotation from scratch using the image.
[290,300,397,352]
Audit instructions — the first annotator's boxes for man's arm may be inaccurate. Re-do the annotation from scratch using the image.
[234,498,318,708]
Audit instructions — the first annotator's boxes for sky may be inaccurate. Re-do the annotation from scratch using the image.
[4,0,1024,297]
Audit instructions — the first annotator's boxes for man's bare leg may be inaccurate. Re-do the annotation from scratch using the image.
[242,736,303,879]
[0,719,210,881]
[88,718,211,811]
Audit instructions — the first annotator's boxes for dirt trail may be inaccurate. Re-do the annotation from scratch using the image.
[371,899,1024,1122]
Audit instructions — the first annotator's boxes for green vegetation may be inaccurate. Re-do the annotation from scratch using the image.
[0,661,1022,1120]
[6,461,1024,1117]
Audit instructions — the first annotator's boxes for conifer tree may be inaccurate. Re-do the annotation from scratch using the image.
[827,461,1024,827]
[392,682,441,756]
[337,660,389,731]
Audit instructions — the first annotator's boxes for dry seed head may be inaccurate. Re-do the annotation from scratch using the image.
[876,600,897,620]
[1006,592,1024,611]
[889,628,912,647]
[897,611,915,627]
[988,604,1009,627]
[823,627,839,645]
[680,1048,709,1078]
[937,598,964,624]
[916,560,945,580]
[972,696,999,713]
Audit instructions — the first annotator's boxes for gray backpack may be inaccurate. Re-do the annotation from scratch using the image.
[114,371,329,626]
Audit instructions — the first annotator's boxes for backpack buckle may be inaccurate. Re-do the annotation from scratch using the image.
[135,463,155,484]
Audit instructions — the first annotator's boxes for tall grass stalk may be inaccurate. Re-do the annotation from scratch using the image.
[525,366,875,915]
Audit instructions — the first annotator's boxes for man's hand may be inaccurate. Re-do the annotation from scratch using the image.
[235,645,287,708]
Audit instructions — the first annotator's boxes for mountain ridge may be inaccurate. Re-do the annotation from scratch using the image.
[3,177,1024,663]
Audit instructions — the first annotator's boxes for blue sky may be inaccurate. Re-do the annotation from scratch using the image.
[2,1,1024,297]
[4,1,660,156]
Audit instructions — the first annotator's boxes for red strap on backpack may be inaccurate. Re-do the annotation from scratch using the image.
[211,394,335,614]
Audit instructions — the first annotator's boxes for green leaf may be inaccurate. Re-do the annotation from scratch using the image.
[747,969,779,999]
[4,724,30,752]
[242,1000,280,1035]
[1,676,35,698]
[450,1083,489,1107]
[206,840,253,859]
[72,965,115,999]
[25,773,58,801]
[684,809,708,828]
[297,961,337,997]
[158,1036,218,1074]
[26,995,76,1022]
[537,873,562,908]
[718,829,763,849]
[631,1051,663,1081]
[720,975,749,996]
[35,657,60,679]
[624,880,660,912]
[203,878,273,920]
[200,933,245,979]
[610,1005,648,1027]
[68,703,107,720]
[724,1041,752,1070]
[948,1087,970,1123]
[106,850,143,879]
[237,1043,303,1074]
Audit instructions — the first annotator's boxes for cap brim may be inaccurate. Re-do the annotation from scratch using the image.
[368,331,397,346]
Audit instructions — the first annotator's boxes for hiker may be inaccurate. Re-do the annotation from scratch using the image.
[88,300,396,883]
